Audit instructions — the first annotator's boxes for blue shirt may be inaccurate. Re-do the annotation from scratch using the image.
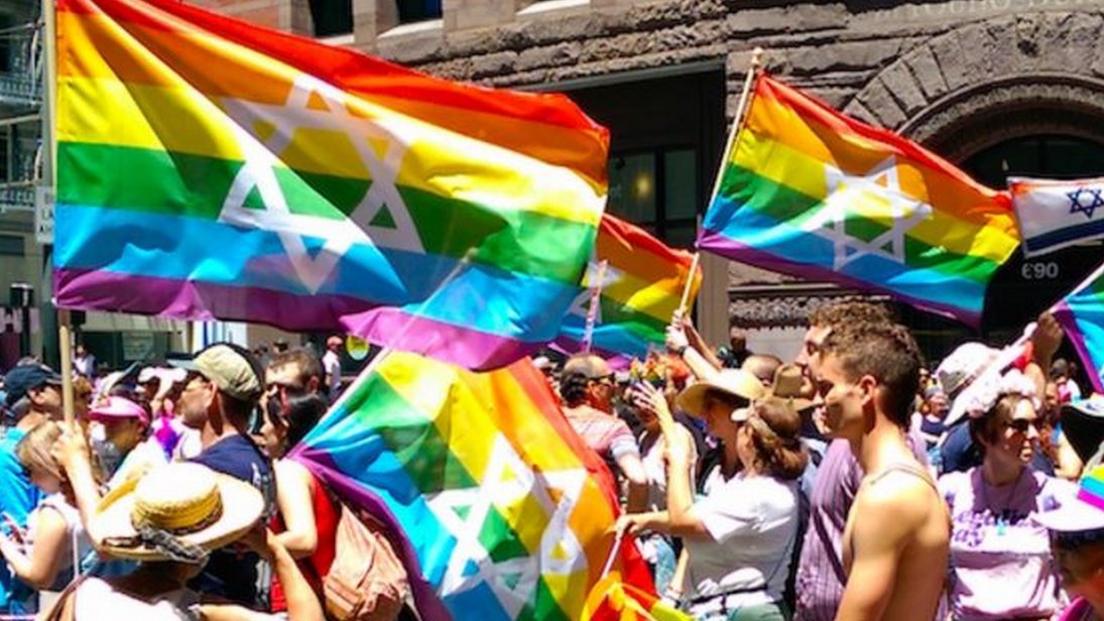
[188,434,275,606]
[0,427,41,613]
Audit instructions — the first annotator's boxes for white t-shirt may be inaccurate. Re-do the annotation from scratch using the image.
[73,578,199,620]
[684,471,799,611]
[108,439,169,489]
[323,350,342,399]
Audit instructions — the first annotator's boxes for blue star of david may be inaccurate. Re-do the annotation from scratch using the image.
[1067,187,1104,219]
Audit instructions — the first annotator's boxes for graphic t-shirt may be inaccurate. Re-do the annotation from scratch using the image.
[939,468,1071,620]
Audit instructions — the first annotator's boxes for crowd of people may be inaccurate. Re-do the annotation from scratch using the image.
[0,302,1102,620]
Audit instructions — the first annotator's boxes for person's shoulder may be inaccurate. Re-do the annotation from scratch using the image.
[860,467,941,523]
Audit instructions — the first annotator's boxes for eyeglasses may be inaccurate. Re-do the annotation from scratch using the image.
[1005,418,1043,434]
[590,374,615,386]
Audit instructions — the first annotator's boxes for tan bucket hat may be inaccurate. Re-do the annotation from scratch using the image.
[94,462,264,562]
[768,364,815,412]
[676,369,765,421]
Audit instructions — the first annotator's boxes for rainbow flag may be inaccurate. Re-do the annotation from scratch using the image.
[1053,261,1104,394]
[53,0,608,370]
[582,572,691,621]
[290,351,654,621]
[556,215,701,364]
[699,74,1019,325]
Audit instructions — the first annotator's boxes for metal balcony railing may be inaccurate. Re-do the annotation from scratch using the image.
[0,23,43,109]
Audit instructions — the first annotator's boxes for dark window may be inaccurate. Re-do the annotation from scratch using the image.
[309,0,353,37]
[0,234,23,256]
[397,0,442,23]
[569,70,726,249]
[607,147,699,248]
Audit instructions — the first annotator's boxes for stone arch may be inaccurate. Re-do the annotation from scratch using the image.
[843,10,1104,158]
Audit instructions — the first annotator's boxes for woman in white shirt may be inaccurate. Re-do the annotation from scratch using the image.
[619,371,807,620]
[0,421,93,607]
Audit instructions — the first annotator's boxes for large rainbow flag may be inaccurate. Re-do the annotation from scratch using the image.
[1053,260,1104,394]
[290,351,653,621]
[53,0,608,370]
[556,215,701,364]
[699,73,1020,325]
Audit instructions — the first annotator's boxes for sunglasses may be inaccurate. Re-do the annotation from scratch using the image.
[1005,418,1043,434]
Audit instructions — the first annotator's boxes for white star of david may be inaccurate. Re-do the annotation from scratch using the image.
[217,74,424,294]
[427,435,586,616]
[803,156,933,270]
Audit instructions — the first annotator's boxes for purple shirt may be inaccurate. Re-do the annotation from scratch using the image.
[939,468,1069,620]
[794,434,929,621]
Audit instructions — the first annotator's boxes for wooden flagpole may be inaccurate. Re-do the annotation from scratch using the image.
[676,48,764,323]
[41,0,75,425]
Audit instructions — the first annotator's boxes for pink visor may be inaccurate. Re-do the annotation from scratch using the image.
[88,396,150,426]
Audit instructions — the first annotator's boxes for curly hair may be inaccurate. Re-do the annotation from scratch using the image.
[808,301,894,331]
[819,321,924,428]
[744,397,808,481]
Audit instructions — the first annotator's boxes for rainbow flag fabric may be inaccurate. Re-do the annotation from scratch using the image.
[582,571,692,621]
[699,73,1019,325]
[1053,260,1104,394]
[556,215,701,364]
[53,0,608,370]
[290,351,653,621]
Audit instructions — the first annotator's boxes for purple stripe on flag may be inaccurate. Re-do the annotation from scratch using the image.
[54,268,529,370]
[290,447,451,621]
[697,231,982,327]
[1053,301,1104,394]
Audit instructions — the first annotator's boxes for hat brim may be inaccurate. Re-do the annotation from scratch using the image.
[676,383,752,419]
[92,471,264,561]
[1036,493,1104,532]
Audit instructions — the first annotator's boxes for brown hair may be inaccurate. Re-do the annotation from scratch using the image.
[17,421,64,482]
[269,347,324,389]
[819,321,923,428]
[808,301,894,331]
[745,398,808,481]
[969,393,1027,452]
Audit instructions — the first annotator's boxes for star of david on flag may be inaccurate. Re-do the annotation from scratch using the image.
[1011,176,1104,257]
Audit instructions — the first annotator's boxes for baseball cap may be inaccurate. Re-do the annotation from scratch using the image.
[1036,465,1104,532]
[169,343,263,402]
[3,363,62,407]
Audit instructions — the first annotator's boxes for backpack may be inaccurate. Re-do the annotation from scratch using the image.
[323,503,410,621]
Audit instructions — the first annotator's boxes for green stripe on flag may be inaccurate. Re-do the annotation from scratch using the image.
[718,164,1002,284]
[57,141,595,284]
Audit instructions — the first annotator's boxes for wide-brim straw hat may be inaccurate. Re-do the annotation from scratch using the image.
[676,369,765,421]
[768,364,814,412]
[93,462,263,562]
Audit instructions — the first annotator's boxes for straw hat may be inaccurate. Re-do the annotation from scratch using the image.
[768,364,814,412]
[676,369,765,421]
[94,462,263,562]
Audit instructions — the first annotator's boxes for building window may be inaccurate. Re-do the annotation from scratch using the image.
[0,235,23,256]
[309,0,352,37]
[607,147,699,248]
[397,0,442,24]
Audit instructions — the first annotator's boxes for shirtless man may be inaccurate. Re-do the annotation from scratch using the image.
[812,320,949,621]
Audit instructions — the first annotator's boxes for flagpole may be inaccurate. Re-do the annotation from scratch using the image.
[582,260,609,352]
[41,0,73,424]
[676,251,701,316]
[705,47,764,207]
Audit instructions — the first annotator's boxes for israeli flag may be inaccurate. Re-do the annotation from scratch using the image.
[1011,176,1104,257]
